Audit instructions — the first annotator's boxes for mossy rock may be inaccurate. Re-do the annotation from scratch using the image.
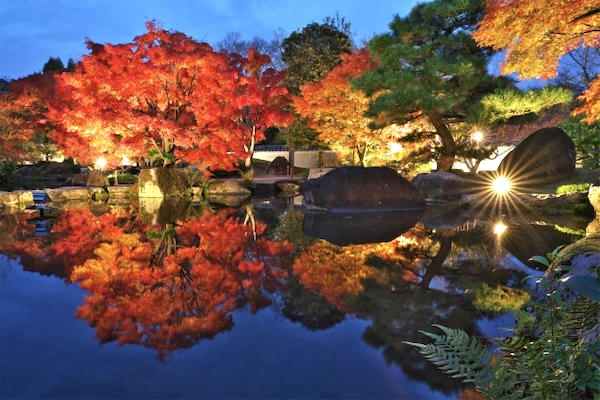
[138,168,189,198]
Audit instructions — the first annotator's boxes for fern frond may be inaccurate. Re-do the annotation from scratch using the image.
[403,324,518,396]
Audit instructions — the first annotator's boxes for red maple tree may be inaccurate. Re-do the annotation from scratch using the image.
[230,48,294,168]
[1,73,59,162]
[46,21,273,172]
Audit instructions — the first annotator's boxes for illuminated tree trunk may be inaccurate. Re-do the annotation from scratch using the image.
[244,126,256,169]
[427,110,456,172]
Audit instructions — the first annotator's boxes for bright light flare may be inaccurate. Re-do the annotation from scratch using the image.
[471,131,484,143]
[492,177,512,195]
[95,157,107,170]
[494,222,507,235]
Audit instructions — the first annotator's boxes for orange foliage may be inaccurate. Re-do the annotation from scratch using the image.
[472,0,600,121]
[0,73,57,161]
[293,237,420,311]
[293,49,388,166]
[45,22,291,171]
[71,208,293,361]
[231,48,294,165]
[0,209,126,280]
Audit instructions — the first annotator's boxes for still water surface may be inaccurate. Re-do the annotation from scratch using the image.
[1,197,586,399]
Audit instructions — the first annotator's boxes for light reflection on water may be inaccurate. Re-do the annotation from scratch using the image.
[0,198,585,399]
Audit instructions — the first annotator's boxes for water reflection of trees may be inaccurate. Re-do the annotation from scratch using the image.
[0,202,564,392]
[290,220,535,395]
[0,205,294,362]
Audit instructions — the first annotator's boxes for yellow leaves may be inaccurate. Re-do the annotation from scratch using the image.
[473,0,600,80]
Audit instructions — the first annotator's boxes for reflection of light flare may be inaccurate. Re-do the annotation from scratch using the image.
[494,222,507,235]
[95,157,107,170]
[492,177,512,195]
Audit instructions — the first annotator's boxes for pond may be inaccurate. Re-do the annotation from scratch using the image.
[0,194,592,399]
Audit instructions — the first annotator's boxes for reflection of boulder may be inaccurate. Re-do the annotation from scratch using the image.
[302,167,426,213]
[138,168,189,198]
[411,171,474,203]
[303,209,424,245]
[419,205,471,230]
[497,127,576,185]
[501,223,574,270]
[139,197,191,225]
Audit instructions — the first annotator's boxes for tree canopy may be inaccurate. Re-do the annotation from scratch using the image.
[472,0,600,121]
[354,0,508,171]
[281,18,353,95]
[294,49,395,166]
[45,21,292,173]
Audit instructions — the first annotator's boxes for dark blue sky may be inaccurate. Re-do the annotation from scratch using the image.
[0,0,427,80]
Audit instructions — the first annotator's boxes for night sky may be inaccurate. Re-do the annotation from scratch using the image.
[0,0,427,80]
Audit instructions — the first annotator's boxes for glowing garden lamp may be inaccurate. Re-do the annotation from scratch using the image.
[492,176,512,195]
[472,130,484,143]
[95,156,107,170]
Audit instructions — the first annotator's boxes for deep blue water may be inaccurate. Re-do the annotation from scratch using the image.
[0,200,575,400]
[1,254,459,399]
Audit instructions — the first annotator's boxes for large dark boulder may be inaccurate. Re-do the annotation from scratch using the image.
[302,166,426,213]
[497,127,576,185]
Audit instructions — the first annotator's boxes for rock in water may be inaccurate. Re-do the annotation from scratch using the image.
[302,166,426,213]
[497,127,576,185]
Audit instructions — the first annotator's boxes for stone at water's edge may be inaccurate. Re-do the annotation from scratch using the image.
[497,127,576,185]
[411,171,473,203]
[138,168,189,198]
[588,186,600,234]
[302,166,426,213]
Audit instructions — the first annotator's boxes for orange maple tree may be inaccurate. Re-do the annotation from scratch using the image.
[46,21,290,172]
[0,73,59,161]
[230,48,294,168]
[472,0,600,121]
[293,49,389,166]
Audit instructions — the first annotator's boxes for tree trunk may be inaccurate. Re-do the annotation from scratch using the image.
[287,140,295,178]
[427,110,456,171]
[244,126,256,169]
[419,232,453,289]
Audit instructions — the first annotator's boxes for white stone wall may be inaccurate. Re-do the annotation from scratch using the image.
[253,150,339,168]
